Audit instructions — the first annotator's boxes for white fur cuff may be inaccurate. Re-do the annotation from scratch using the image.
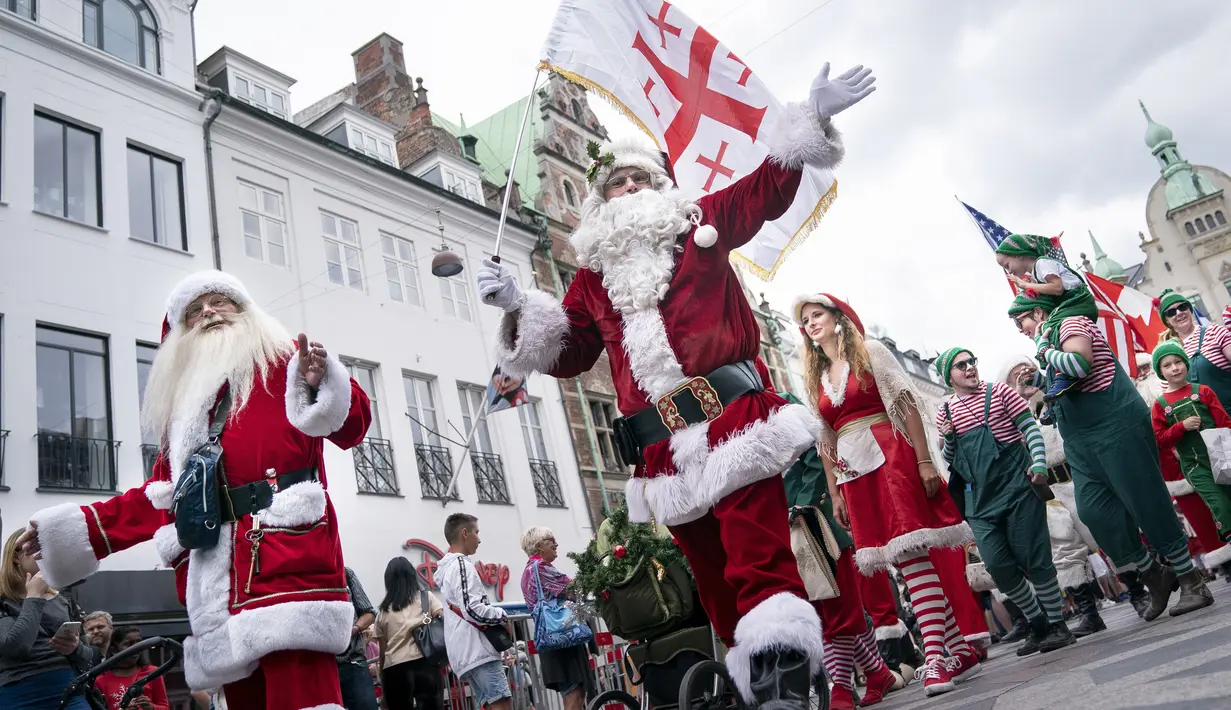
[153,523,186,567]
[285,354,353,437]
[496,290,569,380]
[145,480,174,510]
[1056,562,1095,590]
[30,503,101,588]
[1204,544,1231,568]
[873,620,908,640]
[854,522,974,575]
[260,480,328,528]
[1166,478,1196,498]
[765,102,844,171]
[725,593,825,704]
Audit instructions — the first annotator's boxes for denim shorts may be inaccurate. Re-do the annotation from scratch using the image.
[462,659,512,707]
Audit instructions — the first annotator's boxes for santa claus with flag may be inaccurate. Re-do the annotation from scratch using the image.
[477,1,875,706]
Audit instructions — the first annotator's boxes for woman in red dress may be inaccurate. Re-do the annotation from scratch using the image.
[794,294,978,698]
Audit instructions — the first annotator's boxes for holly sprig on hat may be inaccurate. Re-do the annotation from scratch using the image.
[585,140,615,185]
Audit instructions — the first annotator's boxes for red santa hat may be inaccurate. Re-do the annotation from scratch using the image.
[585,138,719,249]
[791,293,865,336]
[161,270,254,341]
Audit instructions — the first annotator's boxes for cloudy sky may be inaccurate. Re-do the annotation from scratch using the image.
[195,0,1231,377]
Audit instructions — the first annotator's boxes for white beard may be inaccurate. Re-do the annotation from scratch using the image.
[570,187,701,314]
[141,307,293,447]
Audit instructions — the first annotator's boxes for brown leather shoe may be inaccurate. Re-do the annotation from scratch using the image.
[1169,570,1215,617]
[1138,559,1177,622]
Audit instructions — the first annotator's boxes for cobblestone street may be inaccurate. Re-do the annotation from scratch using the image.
[873,582,1231,709]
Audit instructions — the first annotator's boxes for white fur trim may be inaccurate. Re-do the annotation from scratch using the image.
[30,503,100,588]
[820,360,850,408]
[1045,502,1076,540]
[260,480,328,528]
[285,353,353,437]
[1056,563,1095,590]
[964,632,991,644]
[496,290,570,380]
[181,520,352,688]
[588,137,669,200]
[1166,478,1196,498]
[153,523,185,567]
[165,270,254,332]
[1041,423,1067,467]
[873,621,908,640]
[145,480,174,510]
[725,592,824,704]
[792,293,837,325]
[854,522,974,575]
[621,308,688,401]
[693,224,718,248]
[302,706,345,710]
[765,103,844,171]
[1203,544,1231,568]
[625,404,819,525]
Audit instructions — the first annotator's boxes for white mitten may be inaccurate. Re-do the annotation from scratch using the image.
[809,63,876,120]
[476,258,525,312]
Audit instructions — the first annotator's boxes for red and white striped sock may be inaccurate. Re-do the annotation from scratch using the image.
[941,605,972,656]
[900,554,958,663]
[852,632,888,674]
[823,637,855,689]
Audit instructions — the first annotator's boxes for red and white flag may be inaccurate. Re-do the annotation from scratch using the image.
[539,0,837,279]
[1084,272,1170,378]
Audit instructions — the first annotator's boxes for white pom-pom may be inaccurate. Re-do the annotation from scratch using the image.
[693,224,718,248]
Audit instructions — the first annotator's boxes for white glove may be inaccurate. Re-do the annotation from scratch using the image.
[809,63,876,120]
[476,258,525,312]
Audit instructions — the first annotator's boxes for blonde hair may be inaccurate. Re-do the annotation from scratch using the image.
[803,310,873,410]
[519,526,555,557]
[1,529,28,601]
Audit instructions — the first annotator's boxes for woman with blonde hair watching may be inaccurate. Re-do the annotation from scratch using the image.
[0,528,93,709]
[520,527,587,710]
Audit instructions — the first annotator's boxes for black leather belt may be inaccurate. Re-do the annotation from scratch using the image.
[612,360,763,466]
[221,468,317,523]
[1047,463,1072,486]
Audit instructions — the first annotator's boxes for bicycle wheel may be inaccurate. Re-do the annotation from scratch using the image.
[679,660,745,710]
[810,668,830,710]
[589,689,641,710]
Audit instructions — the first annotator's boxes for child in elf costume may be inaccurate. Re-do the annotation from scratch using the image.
[996,234,1098,404]
[934,347,1077,656]
[1150,341,1231,553]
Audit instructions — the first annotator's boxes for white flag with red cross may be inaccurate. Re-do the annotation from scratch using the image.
[1084,272,1171,378]
[539,0,838,280]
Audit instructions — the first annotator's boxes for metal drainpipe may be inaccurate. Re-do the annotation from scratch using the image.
[197,86,224,269]
[532,219,612,517]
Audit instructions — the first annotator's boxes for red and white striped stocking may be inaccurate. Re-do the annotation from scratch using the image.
[822,637,855,689]
[900,554,962,662]
[853,630,888,674]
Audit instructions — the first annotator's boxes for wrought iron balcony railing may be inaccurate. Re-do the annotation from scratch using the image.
[416,444,458,500]
[36,432,118,492]
[353,438,399,495]
[528,458,566,508]
[471,452,511,505]
[141,444,160,481]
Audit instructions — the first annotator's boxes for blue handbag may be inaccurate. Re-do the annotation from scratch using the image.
[531,561,593,652]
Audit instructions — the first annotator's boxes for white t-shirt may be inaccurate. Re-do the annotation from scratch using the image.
[1034,258,1082,291]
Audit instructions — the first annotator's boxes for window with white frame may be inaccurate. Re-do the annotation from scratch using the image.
[439,270,472,322]
[345,361,382,439]
[443,169,482,204]
[232,74,288,119]
[321,212,363,290]
[519,400,549,460]
[83,0,160,73]
[3,0,35,20]
[404,374,441,448]
[34,113,101,226]
[348,125,395,165]
[381,234,422,306]
[588,399,623,472]
[238,181,287,267]
[127,145,185,250]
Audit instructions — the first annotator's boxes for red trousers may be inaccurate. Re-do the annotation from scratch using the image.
[224,650,343,710]
[930,547,989,643]
[1177,493,1224,555]
[670,476,808,645]
[857,570,903,638]
[813,549,869,641]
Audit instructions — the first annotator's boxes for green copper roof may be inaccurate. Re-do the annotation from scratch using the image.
[1140,100,1173,149]
[1088,231,1126,280]
[1138,101,1221,210]
[433,95,545,209]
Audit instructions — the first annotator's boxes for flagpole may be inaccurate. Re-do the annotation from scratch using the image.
[441,397,493,506]
[955,195,1017,295]
[483,69,543,301]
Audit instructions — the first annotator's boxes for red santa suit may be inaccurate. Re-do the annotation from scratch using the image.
[28,271,371,710]
[492,104,842,699]
[1162,447,1231,568]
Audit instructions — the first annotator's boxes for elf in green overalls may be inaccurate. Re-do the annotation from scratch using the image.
[1155,289,1231,409]
[1150,340,1231,560]
[1007,294,1214,620]
[933,348,1075,656]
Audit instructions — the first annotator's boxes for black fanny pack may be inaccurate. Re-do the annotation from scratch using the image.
[612,360,764,466]
[172,391,232,551]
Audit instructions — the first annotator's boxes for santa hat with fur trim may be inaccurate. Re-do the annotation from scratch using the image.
[792,293,865,336]
[160,270,254,341]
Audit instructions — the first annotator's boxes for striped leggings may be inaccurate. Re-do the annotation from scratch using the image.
[900,554,973,662]
[821,629,885,689]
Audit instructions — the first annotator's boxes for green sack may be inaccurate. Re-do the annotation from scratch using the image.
[597,555,696,641]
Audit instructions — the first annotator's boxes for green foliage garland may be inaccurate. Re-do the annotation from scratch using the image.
[567,502,688,598]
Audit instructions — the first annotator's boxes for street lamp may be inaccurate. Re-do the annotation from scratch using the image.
[430,208,464,278]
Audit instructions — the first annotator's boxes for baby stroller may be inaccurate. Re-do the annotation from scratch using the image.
[58,636,183,710]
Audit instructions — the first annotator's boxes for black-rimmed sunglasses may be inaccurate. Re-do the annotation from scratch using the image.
[953,357,978,372]
[1163,302,1191,319]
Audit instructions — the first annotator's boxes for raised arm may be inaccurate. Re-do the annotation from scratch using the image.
[285,342,372,449]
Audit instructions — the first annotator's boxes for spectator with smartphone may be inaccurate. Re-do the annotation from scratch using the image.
[0,528,93,708]
[94,626,169,710]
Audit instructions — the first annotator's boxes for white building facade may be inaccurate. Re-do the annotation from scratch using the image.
[1,3,593,613]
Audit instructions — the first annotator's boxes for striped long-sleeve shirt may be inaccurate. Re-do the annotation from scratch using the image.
[938,381,1048,475]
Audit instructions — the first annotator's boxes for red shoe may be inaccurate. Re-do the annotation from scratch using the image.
[976,644,989,662]
[945,647,982,683]
[917,660,956,697]
[859,664,899,705]
[829,684,857,710]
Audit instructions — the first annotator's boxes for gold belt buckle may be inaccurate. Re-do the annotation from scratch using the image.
[655,377,724,434]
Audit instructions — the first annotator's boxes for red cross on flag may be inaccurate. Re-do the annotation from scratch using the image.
[539,0,838,279]
[1083,272,1171,378]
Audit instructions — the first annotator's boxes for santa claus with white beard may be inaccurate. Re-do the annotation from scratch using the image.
[477,63,875,708]
[17,271,371,710]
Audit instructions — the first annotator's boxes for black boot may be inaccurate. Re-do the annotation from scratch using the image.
[1037,622,1077,653]
[1220,561,1231,584]
[1119,570,1151,618]
[1000,600,1030,643]
[749,650,811,709]
[1015,615,1050,657]
[1138,559,1178,622]
[1169,570,1215,616]
[1067,583,1107,638]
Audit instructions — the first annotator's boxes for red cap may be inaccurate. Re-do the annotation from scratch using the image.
[792,292,865,336]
